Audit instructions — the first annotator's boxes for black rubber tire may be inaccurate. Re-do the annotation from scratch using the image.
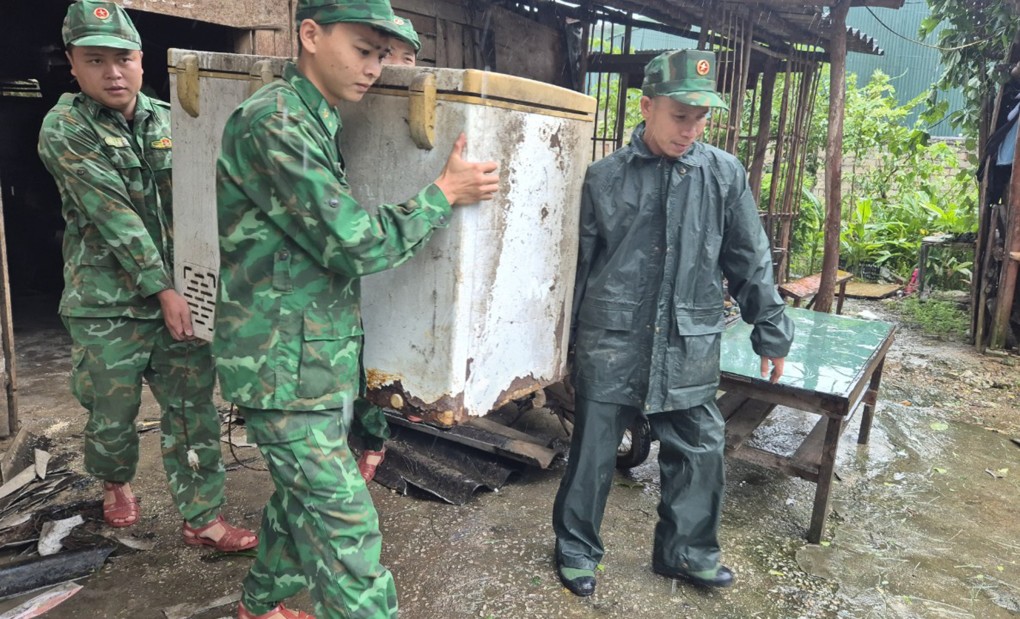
[616,415,652,470]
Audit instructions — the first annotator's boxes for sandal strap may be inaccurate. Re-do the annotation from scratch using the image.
[184,515,257,552]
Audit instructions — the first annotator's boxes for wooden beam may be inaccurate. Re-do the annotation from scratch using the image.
[0,175,17,438]
[748,59,777,200]
[815,0,849,314]
[990,94,1020,349]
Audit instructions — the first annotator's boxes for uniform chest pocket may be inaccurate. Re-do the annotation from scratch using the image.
[146,148,172,172]
[297,307,365,399]
[104,145,142,171]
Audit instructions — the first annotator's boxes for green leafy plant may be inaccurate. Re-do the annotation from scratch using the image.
[889,297,970,340]
[789,69,978,286]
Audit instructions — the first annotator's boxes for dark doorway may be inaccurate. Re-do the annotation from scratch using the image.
[0,1,243,325]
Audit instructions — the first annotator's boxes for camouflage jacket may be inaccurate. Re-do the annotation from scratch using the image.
[214,62,452,412]
[38,91,175,319]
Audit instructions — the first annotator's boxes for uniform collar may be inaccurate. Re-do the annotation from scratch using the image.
[75,89,154,123]
[629,122,705,167]
[284,62,342,138]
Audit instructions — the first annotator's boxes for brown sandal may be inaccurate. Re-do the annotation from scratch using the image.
[238,601,315,619]
[357,449,386,483]
[103,481,139,528]
[182,515,258,552]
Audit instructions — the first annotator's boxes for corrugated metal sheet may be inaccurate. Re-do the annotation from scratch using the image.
[846,3,966,138]
[592,0,896,56]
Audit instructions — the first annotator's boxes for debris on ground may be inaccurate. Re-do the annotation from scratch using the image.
[0,582,83,619]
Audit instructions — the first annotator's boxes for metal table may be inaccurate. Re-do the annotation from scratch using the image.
[718,307,896,543]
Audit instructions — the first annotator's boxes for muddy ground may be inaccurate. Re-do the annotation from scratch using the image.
[0,297,1018,619]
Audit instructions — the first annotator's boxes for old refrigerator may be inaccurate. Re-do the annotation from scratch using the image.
[167,49,595,426]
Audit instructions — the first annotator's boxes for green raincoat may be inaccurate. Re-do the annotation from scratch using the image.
[571,123,794,412]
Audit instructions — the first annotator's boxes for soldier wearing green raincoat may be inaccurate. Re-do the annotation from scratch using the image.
[552,49,795,597]
[37,0,256,552]
[214,1,499,617]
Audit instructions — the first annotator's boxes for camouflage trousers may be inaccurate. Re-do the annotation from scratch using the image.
[65,317,225,527]
[240,407,397,619]
[351,398,390,452]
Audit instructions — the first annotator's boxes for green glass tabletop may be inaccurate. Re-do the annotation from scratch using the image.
[720,307,895,397]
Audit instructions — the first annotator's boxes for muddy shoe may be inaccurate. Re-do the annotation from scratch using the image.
[557,564,596,597]
[653,562,734,588]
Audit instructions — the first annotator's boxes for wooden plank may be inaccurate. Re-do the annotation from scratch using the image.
[0,178,16,438]
[843,281,901,299]
[724,399,775,453]
[432,17,446,67]
[383,412,558,469]
[728,445,818,481]
[791,415,838,467]
[462,416,551,448]
[716,391,750,420]
[445,20,464,68]
[391,0,468,24]
[778,270,853,300]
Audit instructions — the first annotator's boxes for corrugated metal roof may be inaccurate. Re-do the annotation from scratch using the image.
[590,0,901,56]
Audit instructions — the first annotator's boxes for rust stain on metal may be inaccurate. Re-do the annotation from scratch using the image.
[365,377,466,428]
[366,368,402,391]
[490,374,544,412]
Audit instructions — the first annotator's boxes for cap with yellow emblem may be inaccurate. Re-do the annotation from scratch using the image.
[295,0,413,45]
[642,49,728,110]
[62,0,142,51]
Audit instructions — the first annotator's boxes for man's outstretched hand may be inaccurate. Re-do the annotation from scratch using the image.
[434,133,499,206]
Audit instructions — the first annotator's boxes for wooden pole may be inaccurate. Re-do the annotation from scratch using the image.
[974,86,1004,351]
[811,0,852,312]
[989,102,1020,349]
[749,59,777,200]
[814,0,849,314]
[0,178,18,437]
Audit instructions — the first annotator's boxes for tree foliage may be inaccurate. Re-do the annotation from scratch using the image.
[920,0,1020,137]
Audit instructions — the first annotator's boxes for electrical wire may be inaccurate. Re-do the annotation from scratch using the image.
[865,7,987,53]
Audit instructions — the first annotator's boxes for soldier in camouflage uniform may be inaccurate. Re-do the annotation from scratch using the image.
[214,1,499,618]
[552,50,794,596]
[350,15,422,485]
[37,0,256,552]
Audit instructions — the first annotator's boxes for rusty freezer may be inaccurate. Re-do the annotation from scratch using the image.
[166,49,595,428]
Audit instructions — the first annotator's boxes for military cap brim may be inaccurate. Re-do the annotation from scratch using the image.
[68,34,141,50]
[664,90,729,110]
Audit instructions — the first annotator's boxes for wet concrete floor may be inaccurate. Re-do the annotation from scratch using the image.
[1,298,1018,619]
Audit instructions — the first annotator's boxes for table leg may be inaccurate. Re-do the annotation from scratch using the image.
[808,416,844,544]
[857,357,886,445]
[918,244,929,298]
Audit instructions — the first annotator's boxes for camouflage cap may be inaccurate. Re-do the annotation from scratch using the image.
[62,1,141,51]
[389,15,421,52]
[295,0,410,43]
[642,49,728,110]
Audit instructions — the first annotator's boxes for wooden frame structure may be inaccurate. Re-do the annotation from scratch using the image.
[503,0,902,288]
[974,33,1020,351]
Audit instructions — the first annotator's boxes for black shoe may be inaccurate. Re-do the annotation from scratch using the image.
[557,564,596,597]
[653,563,734,588]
